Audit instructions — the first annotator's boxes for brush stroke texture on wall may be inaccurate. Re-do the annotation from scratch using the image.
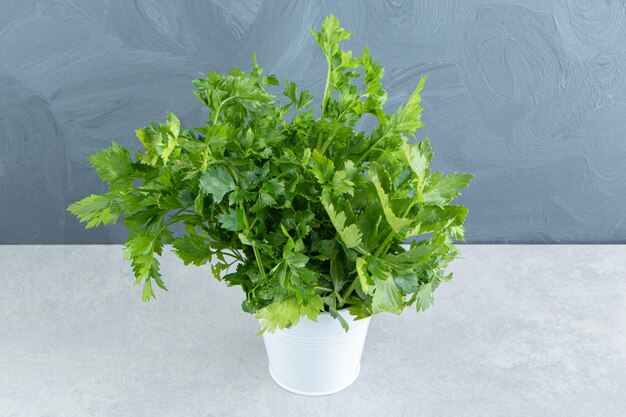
[0,0,625,243]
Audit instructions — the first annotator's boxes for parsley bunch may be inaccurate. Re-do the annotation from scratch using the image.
[68,16,472,332]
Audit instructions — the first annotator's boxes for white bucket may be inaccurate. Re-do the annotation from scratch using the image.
[261,310,371,396]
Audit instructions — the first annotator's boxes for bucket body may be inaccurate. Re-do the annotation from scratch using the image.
[261,310,371,396]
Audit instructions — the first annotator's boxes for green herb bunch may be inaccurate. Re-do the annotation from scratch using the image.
[68,16,472,332]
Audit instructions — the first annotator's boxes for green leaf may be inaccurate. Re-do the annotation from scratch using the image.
[395,273,419,293]
[135,128,159,165]
[166,112,180,137]
[122,207,161,230]
[422,173,473,204]
[197,125,228,158]
[217,208,245,232]
[321,191,363,249]
[383,244,438,270]
[194,193,205,215]
[416,280,439,311]
[361,46,387,123]
[331,169,355,196]
[262,178,286,196]
[311,239,335,260]
[88,142,134,188]
[329,307,350,332]
[285,252,309,269]
[388,75,427,135]
[339,223,363,249]
[237,233,255,247]
[310,15,352,59]
[309,148,334,184]
[199,165,236,203]
[142,277,155,301]
[67,193,119,229]
[347,302,373,321]
[162,112,180,162]
[212,261,231,281]
[135,112,181,165]
[283,80,312,110]
[270,259,288,287]
[173,235,212,266]
[372,275,403,314]
[409,205,468,237]
[284,80,297,103]
[402,139,432,182]
[284,249,317,287]
[329,252,345,290]
[123,231,168,301]
[257,297,301,333]
[117,193,158,216]
[124,232,158,261]
[301,294,324,321]
[250,192,277,213]
[356,257,374,295]
[370,170,412,234]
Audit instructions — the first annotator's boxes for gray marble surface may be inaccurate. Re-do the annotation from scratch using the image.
[0,245,624,416]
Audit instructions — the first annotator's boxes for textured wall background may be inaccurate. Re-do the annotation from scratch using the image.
[0,0,625,244]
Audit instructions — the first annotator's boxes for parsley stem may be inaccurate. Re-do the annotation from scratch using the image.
[316,132,323,150]
[161,208,186,233]
[239,201,267,283]
[202,95,239,169]
[374,233,395,258]
[339,279,356,306]
[356,131,390,165]
[212,95,237,125]
[221,250,245,263]
[319,125,338,155]
[321,55,331,119]
[373,194,422,258]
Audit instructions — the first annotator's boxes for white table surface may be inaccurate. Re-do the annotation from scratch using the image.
[1,245,624,417]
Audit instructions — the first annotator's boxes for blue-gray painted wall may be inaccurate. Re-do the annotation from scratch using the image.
[0,0,625,244]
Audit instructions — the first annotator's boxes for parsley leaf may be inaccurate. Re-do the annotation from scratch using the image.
[199,166,236,203]
[68,15,472,332]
